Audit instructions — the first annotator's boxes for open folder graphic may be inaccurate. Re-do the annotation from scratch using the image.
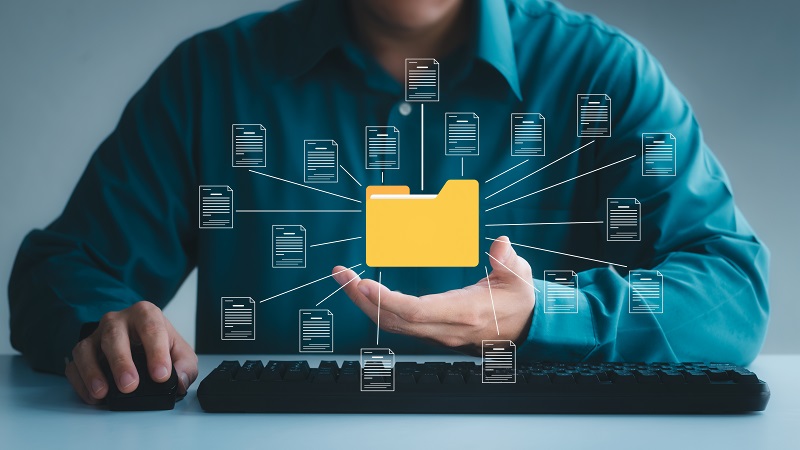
[366,179,478,267]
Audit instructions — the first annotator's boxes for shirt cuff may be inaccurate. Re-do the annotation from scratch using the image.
[517,278,597,361]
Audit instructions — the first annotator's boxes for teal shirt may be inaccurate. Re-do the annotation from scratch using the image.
[9,0,769,373]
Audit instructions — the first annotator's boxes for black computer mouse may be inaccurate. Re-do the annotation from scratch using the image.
[99,343,183,411]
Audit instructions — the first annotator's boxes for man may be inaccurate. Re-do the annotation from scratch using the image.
[8,0,769,405]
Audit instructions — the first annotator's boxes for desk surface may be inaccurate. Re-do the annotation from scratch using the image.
[0,354,798,450]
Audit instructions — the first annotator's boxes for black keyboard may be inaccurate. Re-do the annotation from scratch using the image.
[197,360,769,414]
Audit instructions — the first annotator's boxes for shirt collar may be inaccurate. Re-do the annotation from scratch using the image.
[283,0,351,79]
[475,0,522,100]
[285,0,522,100]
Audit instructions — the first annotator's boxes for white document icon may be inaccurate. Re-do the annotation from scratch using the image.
[221,297,255,340]
[482,340,516,383]
[607,198,641,241]
[361,348,395,392]
[629,271,664,314]
[299,309,333,352]
[642,133,676,176]
[544,271,579,314]
[232,124,266,167]
[405,58,439,102]
[365,126,400,170]
[272,225,306,268]
[199,185,233,229]
[577,94,611,137]
[304,140,338,183]
[445,112,479,156]
[511,113,545,156]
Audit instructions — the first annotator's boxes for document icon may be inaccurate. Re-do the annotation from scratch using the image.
[272,225,306,268]
[199,185,233,229]
[365,126,400,170]
[304,139,338,183]
[299,309,333,352]
[629,271,664,314]
[607,198,641,241]
[544,270,579,314]
[511,113,545,156]
[221,297,255,340]
[445,112,479,156]
[361,348,395,392]
[577,94,611,137]
[232,124,266,167]
[365,180,478,267]
[405,58,439,102]
[642,133,676,176]
[482,340,516,383]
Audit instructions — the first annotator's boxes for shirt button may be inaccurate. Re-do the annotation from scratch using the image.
[398,102,412,116]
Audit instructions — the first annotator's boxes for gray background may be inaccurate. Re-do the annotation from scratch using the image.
[0,0,797,356]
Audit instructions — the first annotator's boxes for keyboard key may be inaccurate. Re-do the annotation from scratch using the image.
[443,369,465,384]
[260,361,285,381]
[610,371,636,384]
[732,371,759,384]
[550,372,575,384]
[418,368,441,384]
[656,371,685,384]
[634,371,660,383]
[703,369,729,381]
[683,371,711,384]
[235,360,263,381]
[524,371,551,384]
[319,360,340,370]
[312,367,337,383]
[575,373,600,384]
[284,361,310,381]
[210,361,240,380]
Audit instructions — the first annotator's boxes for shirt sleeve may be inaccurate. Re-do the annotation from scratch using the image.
[519,34,769,365]
[8,40,199,374]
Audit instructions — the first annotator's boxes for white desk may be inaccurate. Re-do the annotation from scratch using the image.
[0,354,797,450]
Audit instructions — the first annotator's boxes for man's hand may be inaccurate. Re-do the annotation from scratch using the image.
[65,301,198,404]
[332,236,536,353]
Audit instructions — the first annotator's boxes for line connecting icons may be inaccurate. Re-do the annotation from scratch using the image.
[208,56,677,391]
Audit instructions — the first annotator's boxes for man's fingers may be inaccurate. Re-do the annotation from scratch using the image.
[65,360,100,404]
[98,321,138,394]
[487,235,533,287]
[333,266,375,318]
[355,279,426,321]
[166,320,199,393]
[70,336,107,400]
[131,302,172,383]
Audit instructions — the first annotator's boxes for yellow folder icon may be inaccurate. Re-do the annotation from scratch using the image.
[366,179,479,267]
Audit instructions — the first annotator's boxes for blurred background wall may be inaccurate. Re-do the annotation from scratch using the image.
[1,0,797,355]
